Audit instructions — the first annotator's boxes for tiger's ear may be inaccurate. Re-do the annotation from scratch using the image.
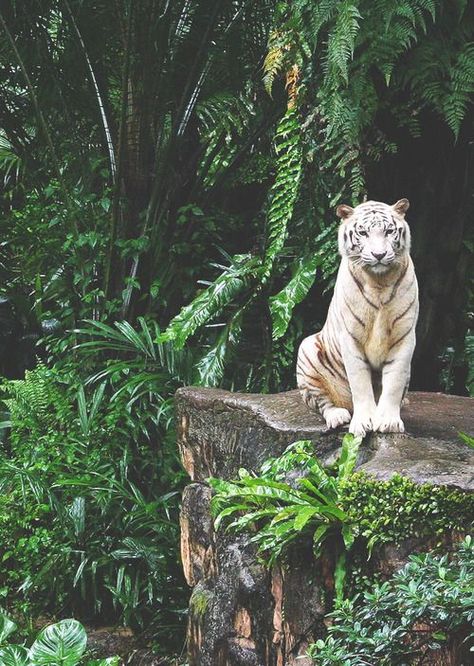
[392,198,410,216]
[336,204,354,220]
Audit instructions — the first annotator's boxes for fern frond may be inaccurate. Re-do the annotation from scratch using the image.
[196,311,243,386]
[262,106,303,280]
[197,92,254,138]
[270,254,320,341]
[164,254,259,348]
[1,362,72,437]
[325,2,361,84]
[443,41,474,137]
[306,0,340,38]
[196,91,255,187]
[263,36,285,97]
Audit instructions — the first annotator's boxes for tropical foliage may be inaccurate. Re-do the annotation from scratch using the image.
[0,0,472,391]
[0,0,472,658]
[308,536,474,664]
[210,436,360,569]
[0,613,118,665]
[0,362,186,644]
[209,437,473,599]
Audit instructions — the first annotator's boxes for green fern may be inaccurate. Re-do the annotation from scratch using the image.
[262,106,303,280]
[1,363,72,437]
[196,92,256,187]
[163,101,303,376]
[164,254,259,349]
[196,310,243,386]
[262,4,310,98]
[324,2,361,84]
[263,34,286,97]
[442,42,474,137]
[270,254,320,341]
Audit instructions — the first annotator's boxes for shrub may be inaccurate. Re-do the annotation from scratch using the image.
[210,438,473,562]
[0,362,186,643]
[209,437,474,601]
[210,436,361,598]
[308,536,474,665]
[341,472,474,552]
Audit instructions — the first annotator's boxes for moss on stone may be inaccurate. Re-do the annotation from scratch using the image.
[190,587,212,618]
[340,472,474,550]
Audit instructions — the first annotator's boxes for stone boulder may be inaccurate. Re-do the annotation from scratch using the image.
[176,388,474,665]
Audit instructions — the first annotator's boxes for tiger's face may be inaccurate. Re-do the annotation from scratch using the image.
[336,199,411,274]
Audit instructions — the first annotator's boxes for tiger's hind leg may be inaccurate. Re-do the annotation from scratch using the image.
[296,334,352,430]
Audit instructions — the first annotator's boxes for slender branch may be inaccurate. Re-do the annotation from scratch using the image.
[105,0,133,299]
[63,0,117,181]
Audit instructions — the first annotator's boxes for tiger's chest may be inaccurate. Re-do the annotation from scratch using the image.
[348,285,410,369]
[364,310,393,368]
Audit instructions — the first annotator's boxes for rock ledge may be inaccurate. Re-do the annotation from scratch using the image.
[176,388,474,490]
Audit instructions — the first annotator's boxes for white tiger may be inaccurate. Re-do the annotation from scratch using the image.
[296,198,419,437]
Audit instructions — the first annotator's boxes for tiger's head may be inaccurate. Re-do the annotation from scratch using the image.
[336,199,411,274]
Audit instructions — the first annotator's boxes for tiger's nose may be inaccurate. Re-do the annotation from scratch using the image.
[372,251,386,261]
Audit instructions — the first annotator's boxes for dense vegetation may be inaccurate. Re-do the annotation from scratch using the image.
[0,0,472,658]
[211,436,473,589]
[308,536,474,664]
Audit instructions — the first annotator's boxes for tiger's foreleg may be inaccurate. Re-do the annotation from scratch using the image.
[340,335,377,437]
[373,333,415,433]
[297,334,351,430]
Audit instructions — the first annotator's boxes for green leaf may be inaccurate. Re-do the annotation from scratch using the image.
[313,524,331,556]
[0,645,29,666]
[337,434,361,483]
[341,524,355,550]
[0,612,17,645]
[298,477,337,505]
[164,254,258,348]
[262,106,303,281]
[459,432,474,448]
[28,619,87,665]
[270,254,320,340]
[196,311,243,387]
[334,551,347,603]
[213,504,249,530]
[293,506,319,531]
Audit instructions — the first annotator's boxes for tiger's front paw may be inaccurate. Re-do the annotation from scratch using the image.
[349,411,374,437]
[373,407,405,433]
[324,407,351,430]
